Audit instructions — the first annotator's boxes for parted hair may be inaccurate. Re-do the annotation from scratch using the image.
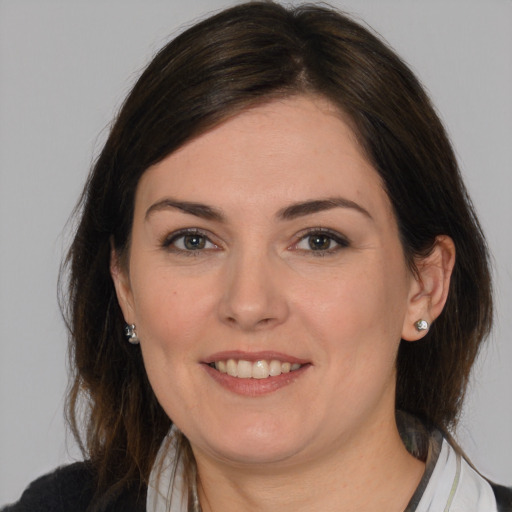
[64,1,492,500]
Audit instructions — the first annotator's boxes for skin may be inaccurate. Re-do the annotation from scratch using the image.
[112,95,455,511]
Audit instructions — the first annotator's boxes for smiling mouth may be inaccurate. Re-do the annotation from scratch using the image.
[208,359,303,379]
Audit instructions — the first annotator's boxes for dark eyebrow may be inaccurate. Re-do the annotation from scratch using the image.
[277,197,372,221]
[145,199,224,221]
[145,197,371,223]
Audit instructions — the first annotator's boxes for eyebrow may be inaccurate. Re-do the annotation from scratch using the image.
[277,197,373,221]
[145,196,372,222]
[145,199,224,221]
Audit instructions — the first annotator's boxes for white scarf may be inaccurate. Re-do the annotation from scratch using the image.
[146,427,497,512]
[412,439,497,511]
[146,428,198,512]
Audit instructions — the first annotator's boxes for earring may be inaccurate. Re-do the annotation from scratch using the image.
[124,323,140,344]
[414,319,429,332]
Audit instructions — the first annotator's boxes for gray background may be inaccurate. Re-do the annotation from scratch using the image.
[1,0,511,505]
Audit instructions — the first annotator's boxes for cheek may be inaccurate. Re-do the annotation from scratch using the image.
[130,266,218,353]
[131,270,220,421]
[297,259,408,364]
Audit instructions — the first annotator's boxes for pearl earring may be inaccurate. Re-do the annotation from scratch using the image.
[414,319,429,332]
[124,323,140,344]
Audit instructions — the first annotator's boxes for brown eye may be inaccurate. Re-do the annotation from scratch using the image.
[183,234,206,250]
[308,234,332,251]
[293,229,349,255]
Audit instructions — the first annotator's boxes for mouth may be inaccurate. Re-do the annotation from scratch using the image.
[208,359,303,379]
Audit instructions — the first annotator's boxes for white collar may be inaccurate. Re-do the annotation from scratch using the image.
[146,427,198,512]
[412,437,497,511]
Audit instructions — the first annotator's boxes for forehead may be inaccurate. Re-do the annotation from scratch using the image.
[136,95,392,221]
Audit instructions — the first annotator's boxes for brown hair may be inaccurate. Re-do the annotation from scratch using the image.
[64,0,492,500]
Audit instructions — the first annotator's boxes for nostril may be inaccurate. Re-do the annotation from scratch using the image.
[224,315,275,329]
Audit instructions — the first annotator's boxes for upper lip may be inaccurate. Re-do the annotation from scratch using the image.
[203,350,309,365]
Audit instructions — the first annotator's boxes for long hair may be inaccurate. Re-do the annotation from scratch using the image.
[63,1,492,500]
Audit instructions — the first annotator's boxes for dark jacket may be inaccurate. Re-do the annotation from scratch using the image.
[2,462,512,512]
[0,463,144,512]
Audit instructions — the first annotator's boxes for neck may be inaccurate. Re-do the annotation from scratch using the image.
[192,414,425,512]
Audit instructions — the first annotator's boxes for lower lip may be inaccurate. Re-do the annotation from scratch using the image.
[202,363,311,396]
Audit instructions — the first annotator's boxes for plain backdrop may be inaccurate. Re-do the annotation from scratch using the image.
[1,0,511,505]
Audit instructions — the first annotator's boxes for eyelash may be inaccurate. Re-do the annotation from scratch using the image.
[160,227,350,256]
[291,228,350,256]
[161,228,218,256]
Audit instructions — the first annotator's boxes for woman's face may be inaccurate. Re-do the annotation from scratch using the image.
[113,96,423,468]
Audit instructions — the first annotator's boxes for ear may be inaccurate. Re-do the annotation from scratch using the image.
[110,240,136,323]
[402,235,456,341]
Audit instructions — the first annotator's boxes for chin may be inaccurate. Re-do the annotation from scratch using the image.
[192,420,309,466]
[209,439,303,466]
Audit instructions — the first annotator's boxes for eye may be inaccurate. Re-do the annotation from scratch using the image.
[293,229,349,255]
[163,229,218,253]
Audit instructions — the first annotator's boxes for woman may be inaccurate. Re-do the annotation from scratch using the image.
[2,2,510,511]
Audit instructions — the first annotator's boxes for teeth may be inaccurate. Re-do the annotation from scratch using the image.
[269,360,282,376]
[214,359,303,379]
[226,359,238,377]
[237,360,252,378]
[252,360,269,379]
[216,360,227,373]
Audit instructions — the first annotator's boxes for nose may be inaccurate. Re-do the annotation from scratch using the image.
[217,248,289,331]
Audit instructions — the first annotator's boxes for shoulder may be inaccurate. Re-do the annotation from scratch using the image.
[1,462,95,512]
[489,481,512,512]
[1,462,146,512]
